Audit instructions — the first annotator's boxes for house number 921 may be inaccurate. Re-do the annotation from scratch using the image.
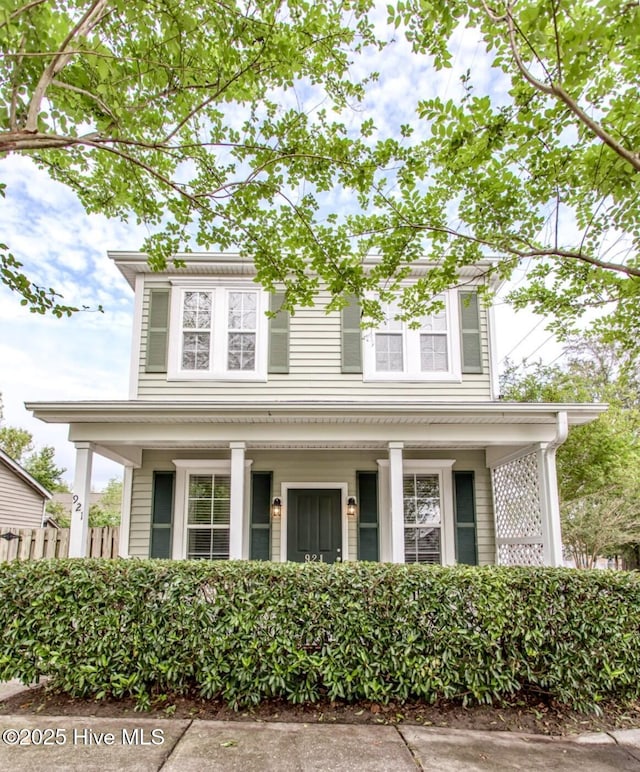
[304,554,323,562]
[72,494,83,519]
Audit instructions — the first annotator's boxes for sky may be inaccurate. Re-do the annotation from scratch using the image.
[0,13,563,491]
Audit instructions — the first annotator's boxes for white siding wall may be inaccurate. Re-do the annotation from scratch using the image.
[0,464,45,528]
[136,281,492,401]
[129,448,494,564]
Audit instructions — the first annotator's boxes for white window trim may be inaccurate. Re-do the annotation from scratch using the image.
[172,460,231,559]
[167,282,268,381]
[362,291,462,382]
[403,460,456,565]
[278,482,349,564]
[378,459,456,565]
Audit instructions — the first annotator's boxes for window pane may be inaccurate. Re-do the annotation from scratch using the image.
[188,499,212,525]
[182,332,210,370]
[183,291,212,329]
[228,332,256,371]
[420,307,447,332]
[404,527,441,564]
[228,292,257,330]
[189,475,213,499]
[375,334,403,371]
[420,334,448,372]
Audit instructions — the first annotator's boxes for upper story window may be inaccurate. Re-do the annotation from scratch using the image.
[168,284,267,380]
[363,292,461,382]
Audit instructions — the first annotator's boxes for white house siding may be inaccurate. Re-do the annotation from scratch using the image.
[0,463,44,528]
[136,282,492,401]
[128,448,494,564]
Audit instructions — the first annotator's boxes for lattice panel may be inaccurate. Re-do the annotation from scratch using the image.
[492,452,544,567]
[493,453,542,539]
[497,543,544,567]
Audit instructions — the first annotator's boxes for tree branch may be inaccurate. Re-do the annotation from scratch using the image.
[25,0,110,132]
[500,6,640,172]
[50,78,117,122]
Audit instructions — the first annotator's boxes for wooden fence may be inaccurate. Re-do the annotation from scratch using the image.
[0,526,120,562]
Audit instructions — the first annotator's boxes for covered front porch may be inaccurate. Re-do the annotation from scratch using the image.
[26,400,605,566]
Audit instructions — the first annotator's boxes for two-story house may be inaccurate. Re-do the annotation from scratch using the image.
[27,252,604,566]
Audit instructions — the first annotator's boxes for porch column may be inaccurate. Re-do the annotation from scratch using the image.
[69,442,93,557]
[229,442,246,560]
[388,442,405,563]
[118,466,133,558]
[539,412,567,567]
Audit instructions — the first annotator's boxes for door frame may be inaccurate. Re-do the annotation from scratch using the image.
[279,482,348,563]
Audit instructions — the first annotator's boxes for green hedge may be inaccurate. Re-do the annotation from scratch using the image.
[1,560,639,711]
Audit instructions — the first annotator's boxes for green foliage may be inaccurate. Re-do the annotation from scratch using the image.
[1,560,640,712]
[0,0,385,315]
[88,478,123,527]
[23,446,66,493]
[0,425,33,462]
[379,0,640,352]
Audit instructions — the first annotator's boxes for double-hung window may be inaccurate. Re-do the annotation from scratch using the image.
[403,473,442,564]
[169,284,266,379]
[364,292,461,381]
[186,473,231,560]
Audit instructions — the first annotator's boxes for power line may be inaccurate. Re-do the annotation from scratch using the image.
[498,316,547,362]
[520,332,557,362]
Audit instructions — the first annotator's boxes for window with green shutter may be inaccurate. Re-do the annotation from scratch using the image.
[459,291,483,374]
[145,289,170,373]
[268,293,289,374]
[341,296,362,373]
[454,471,478,565]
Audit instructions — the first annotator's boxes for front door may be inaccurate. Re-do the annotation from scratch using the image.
[287,489,342,563]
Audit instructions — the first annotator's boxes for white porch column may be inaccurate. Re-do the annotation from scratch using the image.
[118,466,133,558]
[539,412,568,567]
[69,442,93,557]
[388,442,405,564]
[229,442,246,560]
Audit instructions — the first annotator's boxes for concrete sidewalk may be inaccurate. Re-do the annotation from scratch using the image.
[1,683,639,771]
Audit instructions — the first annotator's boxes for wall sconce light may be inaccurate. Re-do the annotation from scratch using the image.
[346,496,358,517]
[271,497,282,518]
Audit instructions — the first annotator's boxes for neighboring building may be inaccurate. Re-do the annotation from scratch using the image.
[0,448,51,528]
[27,252,604,564]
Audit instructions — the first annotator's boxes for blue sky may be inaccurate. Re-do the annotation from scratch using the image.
[0,21,562,490]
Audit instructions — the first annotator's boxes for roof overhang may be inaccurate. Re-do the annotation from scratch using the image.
[25,399,606,426]
[108,251,502,291]
[0,448,52,500]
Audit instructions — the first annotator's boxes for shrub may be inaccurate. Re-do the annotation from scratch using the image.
[0,560,639,712]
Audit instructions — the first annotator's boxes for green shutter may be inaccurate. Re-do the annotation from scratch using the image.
[357,471,379,561]
[250,472,272,560]
[341,296,362,373]
[268,293,289,374]
[150,472,174,558]
[454,471,477,565]
[459,291,483,374]
[145,289,170,373]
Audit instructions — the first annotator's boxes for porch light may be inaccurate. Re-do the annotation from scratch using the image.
[346,496,358,517]
[271,497,282,518]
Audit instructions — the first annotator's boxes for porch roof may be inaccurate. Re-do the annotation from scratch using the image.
[26,399,605,426]
[25,400,606,468]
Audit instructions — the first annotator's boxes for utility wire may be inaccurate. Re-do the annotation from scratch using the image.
[498,316,547,362]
